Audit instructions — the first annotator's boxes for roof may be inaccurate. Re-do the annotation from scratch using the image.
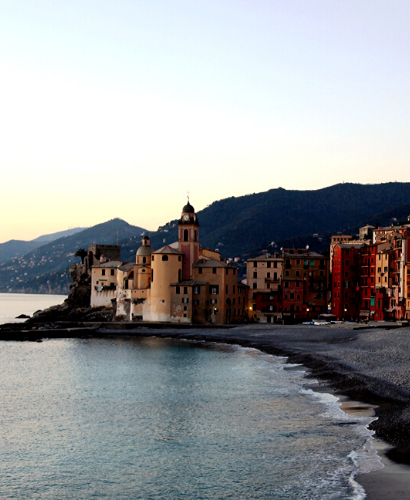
[193,259,237,268]
[182,201,195,213]
[248,254,282,262]
[91,260,123,269]
[136,245,153,256]
[337,243,365,249]
[119,262,134,272]
[170,280,209,287]
[283,251,326,259]
[153,245,183,255]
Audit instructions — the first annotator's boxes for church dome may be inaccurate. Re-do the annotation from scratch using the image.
[136,246,152,256]
[136,235,153,256]
[182,201,195,213]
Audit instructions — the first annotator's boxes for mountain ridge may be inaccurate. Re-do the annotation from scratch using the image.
[2,182,410,294]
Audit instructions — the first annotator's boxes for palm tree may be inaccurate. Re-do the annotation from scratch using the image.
[75,248,87,264]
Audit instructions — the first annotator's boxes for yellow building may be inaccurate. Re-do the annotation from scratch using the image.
[107,200,248,324]
[246,252,283,320]
[91,260,122,307]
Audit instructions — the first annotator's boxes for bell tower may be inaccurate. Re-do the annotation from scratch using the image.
[178,198,200,280]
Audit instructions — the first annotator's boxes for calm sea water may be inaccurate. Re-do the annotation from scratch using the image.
[0,293,66,324]
[0,333,381,500]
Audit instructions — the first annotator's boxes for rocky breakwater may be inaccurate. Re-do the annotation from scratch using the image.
[0,263,115,340]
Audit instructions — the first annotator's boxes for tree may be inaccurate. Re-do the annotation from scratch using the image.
[75,248,87,264]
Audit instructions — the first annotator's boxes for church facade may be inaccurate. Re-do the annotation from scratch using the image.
[91,201,248,324]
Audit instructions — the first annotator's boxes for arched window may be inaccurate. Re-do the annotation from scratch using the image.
[194,230,198,242]
[143,256,146,264]
[178,269,181,281]
[184,229,188,242]
[162,255,168,261]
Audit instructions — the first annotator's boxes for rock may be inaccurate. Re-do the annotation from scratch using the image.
[16,314,30,319]
[67,264,91,308]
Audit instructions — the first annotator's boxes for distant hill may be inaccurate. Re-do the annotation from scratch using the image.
[0,227,86,264]
[31,227,86,243]
[0,240,44,264]
[0,219,147,294]
[2,182,410,295]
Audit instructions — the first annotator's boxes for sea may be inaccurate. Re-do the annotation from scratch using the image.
[0,294,382,499]
[0,292,67,324]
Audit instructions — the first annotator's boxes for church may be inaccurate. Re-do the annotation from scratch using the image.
[90,200,248,324]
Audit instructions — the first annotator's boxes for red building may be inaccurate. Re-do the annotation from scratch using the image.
[282,249,329,321]
[331,244,362,320]
[359,243,378,321]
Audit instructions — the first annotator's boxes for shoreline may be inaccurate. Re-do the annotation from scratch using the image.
[3,321,410,499]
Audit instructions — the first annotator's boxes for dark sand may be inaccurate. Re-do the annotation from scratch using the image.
[95,322,410,500]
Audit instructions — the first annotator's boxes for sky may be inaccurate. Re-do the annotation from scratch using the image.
[1,0,409,243]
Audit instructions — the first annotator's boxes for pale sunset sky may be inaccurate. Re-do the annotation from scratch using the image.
[1,1,409,243]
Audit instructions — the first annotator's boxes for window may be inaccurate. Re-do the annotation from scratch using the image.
[111,269,115,276]
[162,255,168,261]
[285,270,290,277]
[213,268,216,274]
[290,293,294,300]
[267,262,271,268]
[225,268,229,275]
[176,286,180,294]
[252,283,257,289]
[267,272,270,278]
[102,269,105,276]
[194,286,200,294]
[199,268,203,274]
[284,281,289,288]
[253,262,257,267]
[143,257,146,264]
[274,261,277,268]
[295,270,300,277]
[184,229,188,242]
[233,285,236,293]
[210,285,219,294]
[253,272,257,278]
